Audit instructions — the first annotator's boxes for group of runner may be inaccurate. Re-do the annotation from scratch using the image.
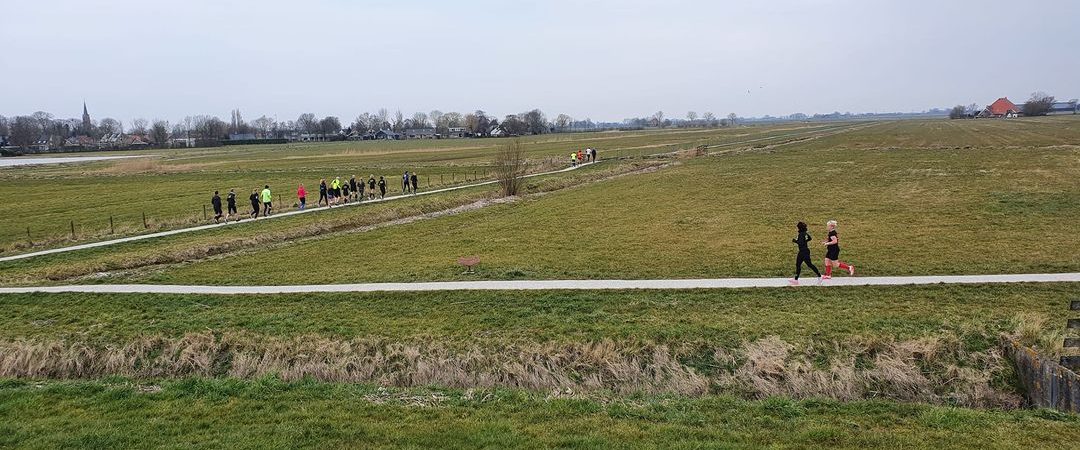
[570,148,598,166]
[208,172,423,223]
[790,219,855,284]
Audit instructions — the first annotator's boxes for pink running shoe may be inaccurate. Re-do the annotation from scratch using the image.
[788,279,800,286]
[848,266,855,276]
[822,275,832,280]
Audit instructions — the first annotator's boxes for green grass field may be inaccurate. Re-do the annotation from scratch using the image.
[0,124,845,252]
[2,117,1079,447]
[3,379,1077,449]
[126,119,1079,284]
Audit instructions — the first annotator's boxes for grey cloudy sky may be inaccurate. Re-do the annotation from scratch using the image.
[2,0,1077,124]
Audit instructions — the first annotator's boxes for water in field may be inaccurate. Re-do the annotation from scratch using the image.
[0,155,147,167]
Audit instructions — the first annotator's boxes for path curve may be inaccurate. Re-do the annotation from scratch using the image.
[1,273,1076,295]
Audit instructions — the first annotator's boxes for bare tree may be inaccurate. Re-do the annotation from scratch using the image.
[443,111,464,128]
[1023,92,1055,117]
[703,112,716,127]
[0,115,9,136]
[375,108,390,130]
[411,112,430,128]
[948,105,967,119]
[653,111,665,127]
[500,114,527,136]
[318,116,341,135]
[393,110,405,132]
[554,114,572,131]
[10,116,43,148]
[727,113,737,126]
[252,116,274,136]
[429,110,444,133]
[494,139,528,197]
[297,113,317,133]
[522,109,546,135]
[98,117,122,135]
[686,111,698,123]
[150,120,169,146]
[131,118,149,135]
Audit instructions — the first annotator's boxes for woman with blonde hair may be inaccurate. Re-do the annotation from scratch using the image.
[822,220,854,279]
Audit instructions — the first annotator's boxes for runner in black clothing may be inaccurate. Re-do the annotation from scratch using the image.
[226,189,238,222]
[341,181,350,203]
[822,220,854,279]
[402,171,410,194]
[368,176,376,200]
[318,179,329,207]
[249,189,260,219]
[789,221,821,284]
[410,173,418,194]
[378,176,387,199]
[350,176,358,202]
[211,191,223,223]
[357,176,365,201]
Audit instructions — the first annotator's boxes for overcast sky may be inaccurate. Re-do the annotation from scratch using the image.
[2,0,1078,124]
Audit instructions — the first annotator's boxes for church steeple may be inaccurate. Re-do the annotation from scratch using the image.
[81,101,92,134]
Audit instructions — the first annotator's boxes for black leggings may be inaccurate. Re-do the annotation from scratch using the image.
[795,251,821,279]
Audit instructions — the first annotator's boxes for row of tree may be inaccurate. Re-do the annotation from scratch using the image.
[0,106,738,150]
[622,111,738,129]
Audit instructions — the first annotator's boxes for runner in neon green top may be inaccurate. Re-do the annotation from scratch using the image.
[260,185,272,216]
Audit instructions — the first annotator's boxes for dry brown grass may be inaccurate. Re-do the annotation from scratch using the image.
[0,333,1023,407]
[93,158,206,175]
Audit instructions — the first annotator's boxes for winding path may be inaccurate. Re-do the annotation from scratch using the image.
[0,273,1076,295]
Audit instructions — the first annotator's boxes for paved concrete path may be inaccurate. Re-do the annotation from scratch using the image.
[1,273,1076,295]
[0,162,597,264]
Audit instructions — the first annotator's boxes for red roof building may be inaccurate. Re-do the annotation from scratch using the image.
[982,97,1020,118]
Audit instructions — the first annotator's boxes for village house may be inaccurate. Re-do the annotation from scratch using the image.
[443,127,467,138]
[403,128,436,139]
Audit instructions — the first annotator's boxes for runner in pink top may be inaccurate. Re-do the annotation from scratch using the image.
[297,184,307,210]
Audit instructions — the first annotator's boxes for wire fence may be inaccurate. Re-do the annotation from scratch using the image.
[2,147,681,254]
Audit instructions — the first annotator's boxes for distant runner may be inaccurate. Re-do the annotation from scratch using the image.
[226,189,238,222]
[570,152,577,167]
[822,220,854,279]
[211,191,223,223]
[318,179,329,207]
[402,171,410,194]
[261,185,272,216]
[410,172,418,194]
[350,176,359,202]
[378,176,387,199]
[297,183,307,210]
[368,175,377,200]
[341,180,350,203]
[249,188,260,219]
[789,221,821,284]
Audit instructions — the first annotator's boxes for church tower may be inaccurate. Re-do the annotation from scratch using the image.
[81,102,92,134]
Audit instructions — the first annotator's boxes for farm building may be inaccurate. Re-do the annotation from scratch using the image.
[978,97,1020,118]
[1049,100,1079,115]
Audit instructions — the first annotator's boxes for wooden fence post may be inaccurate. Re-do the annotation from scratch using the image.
[26,226,31,245]
[203,205,207,221]
[143,212,148,229]
[70,220,75,239]
[110,216,114,235]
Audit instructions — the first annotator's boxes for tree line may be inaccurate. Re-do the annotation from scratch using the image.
[0,106,737,150]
